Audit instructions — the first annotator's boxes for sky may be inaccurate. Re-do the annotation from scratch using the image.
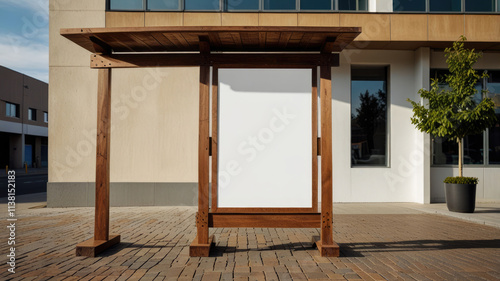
[0,0,49,83]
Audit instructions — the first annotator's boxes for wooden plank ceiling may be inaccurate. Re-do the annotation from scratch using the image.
[61,26,361,53]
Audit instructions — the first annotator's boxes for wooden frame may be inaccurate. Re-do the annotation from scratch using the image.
[192,58,337,257]
[211,67,318,214]
[64,26,361,258]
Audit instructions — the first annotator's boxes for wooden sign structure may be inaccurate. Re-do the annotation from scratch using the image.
[60,26,361,257]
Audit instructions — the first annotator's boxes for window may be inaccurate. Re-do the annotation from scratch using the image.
[430,0,461,12]
[147,0,179,10]
[28,108,37,121]
[301,0,332,10]
[185,0,220,10]
[488,71,500,164]
[227,0,259,10]
[109,0,144,10]
[393,0,426,11]
[44,112,48,123]
[431,69,500,166]
[264,0,296,10]
[339,0,368,10]
[5,102,19,118]
[465,0,495,12]
[351,66,389,166]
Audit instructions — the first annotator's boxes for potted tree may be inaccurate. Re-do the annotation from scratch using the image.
[408,36,497,213]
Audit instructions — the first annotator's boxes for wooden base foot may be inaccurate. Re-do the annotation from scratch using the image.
[189,235,215,257]
[313,237,339,257]
[76,234,121,257]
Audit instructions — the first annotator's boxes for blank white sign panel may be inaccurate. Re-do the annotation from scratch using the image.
[218,69,312,208]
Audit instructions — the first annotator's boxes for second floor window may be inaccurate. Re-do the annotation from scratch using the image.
[6,102,19,118]
[28,108,37,121]
[44,112,48,123]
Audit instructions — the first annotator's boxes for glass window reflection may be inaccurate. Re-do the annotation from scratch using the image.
[430,0,461,12]
[110,0,144,10]
[393,0,426,11]
[351,66,389,167]
[148,0,179,10]
[301,0,332,10]
[488,71,500,164]
[465,0,495,11]
[264,0,296,10]
[185,0,220,10]
[227,0,259,10]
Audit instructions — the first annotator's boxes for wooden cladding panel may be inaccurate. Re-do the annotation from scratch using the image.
[428,15,464,41]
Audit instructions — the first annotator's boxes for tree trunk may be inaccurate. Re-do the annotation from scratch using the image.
[458,138,463,177]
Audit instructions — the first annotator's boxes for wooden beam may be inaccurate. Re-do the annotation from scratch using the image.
[212,207,316,213]
[319,60,337,257]
[321,37,338,54]
[199,36,211,53]
[89,36,112,54]
[209,213,321,228]
[312,67,318,212]
[211,67,219,211]
[90,54,340,69]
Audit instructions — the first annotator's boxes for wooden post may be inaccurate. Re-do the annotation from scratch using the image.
[95,68,112,241]
[211,67,219,211]
[190,38,214,257]
[76,68,120,257]
[312,67,318,212]
[316,59,339,257]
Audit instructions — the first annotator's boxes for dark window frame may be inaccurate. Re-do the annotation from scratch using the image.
[5,102,20,118]
[28,108,37,121]
[106,0,499,12]
[350,65,390,168]
[105,0,376,12]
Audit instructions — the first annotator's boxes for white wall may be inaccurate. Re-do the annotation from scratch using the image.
[431,167,500,202]
[332,49,425,202]
[371,0,393,12]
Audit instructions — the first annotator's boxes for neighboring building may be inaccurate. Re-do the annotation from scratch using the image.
[48,0,500,207]
[0,66,48,169]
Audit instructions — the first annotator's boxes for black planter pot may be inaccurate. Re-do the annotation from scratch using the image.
[444,183,476,213]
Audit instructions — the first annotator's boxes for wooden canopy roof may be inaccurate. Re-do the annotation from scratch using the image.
[61,26,361,54]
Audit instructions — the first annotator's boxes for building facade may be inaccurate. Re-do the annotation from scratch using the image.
[48,0,500,207]
[0,66,48,170]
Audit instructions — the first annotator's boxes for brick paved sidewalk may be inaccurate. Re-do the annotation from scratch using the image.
[1,205,499,280]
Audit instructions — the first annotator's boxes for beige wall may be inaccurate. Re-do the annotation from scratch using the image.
[50,1,199,183]
[49,0,104,182]
[50,8,500,188]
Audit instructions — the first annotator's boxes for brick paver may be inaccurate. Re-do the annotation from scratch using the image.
[1,206,499,280]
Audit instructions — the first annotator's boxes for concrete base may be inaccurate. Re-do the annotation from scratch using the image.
[47,182,197,207]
